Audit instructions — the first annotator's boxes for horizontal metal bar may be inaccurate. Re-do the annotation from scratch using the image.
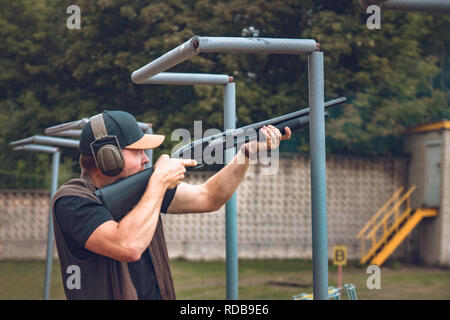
[50,129,82,137]
[138,122,151,131]
[197,37,318,55]
[360,0,450,13]
[45,119,150,135]
[140,72,233,85]
[131,36,318,83]
[13,144,59,154]
[45,118,89,135]
[10,135,79,149]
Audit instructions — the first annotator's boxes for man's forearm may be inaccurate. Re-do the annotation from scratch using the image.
[204,147,250,208]
[116,172,168,257]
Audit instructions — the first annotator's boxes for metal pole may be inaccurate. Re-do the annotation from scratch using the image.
[13,144,60,300]
[50,130,82,138]
[131,37,318,83]
[45,118,89,135]
[308,51,328,300]
[43,149,60,300]
[144,125,153,167]
[13,145,59,153]
[224,82,238,300]
[140,72,231,85]
[134,72,237,299]
[45,122,154,139]
[196,37,318,54]
[132,37,199,83]
[10,135,79,149]
[360,0,450,13]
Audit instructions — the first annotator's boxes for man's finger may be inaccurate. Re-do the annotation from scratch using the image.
[268,125,282,140]
[266,126,280,146]
[261,127,272,144]
[180,159,198,167]
[281,127,292,140]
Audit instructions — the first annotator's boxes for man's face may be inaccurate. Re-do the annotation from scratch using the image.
[117,149,149,179]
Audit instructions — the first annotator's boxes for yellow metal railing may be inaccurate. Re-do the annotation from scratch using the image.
[357,185,416,264]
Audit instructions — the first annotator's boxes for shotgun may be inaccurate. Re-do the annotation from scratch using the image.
[94,97,346,219]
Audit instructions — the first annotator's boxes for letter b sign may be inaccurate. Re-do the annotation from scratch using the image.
[332,246,347,266]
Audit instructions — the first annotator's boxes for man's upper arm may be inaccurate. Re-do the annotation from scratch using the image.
[54,196,114,250]
[54,196,133,262]
[166,182,220,214]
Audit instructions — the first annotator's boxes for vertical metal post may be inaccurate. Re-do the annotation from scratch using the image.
[308,51,328,300]
[144,125,153,167]
[44,149,60,300]
[224,82,238,300]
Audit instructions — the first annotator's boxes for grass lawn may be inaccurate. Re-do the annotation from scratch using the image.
[0,259,449,300]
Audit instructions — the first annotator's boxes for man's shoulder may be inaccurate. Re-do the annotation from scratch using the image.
[55,195,99,208]
[53,175,100,207]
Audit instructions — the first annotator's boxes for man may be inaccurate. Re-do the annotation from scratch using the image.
[52,110,291,300]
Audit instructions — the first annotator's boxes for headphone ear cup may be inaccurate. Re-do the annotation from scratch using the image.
[96,145,124,176]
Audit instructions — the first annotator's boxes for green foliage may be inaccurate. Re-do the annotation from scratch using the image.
[0,0,448,188]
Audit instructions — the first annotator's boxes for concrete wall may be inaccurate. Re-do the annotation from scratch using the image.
[0,190,58,260]
[162,154,408,261]
[0,154,408,262]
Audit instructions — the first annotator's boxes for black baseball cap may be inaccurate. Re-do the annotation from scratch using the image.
[79,110,165,155]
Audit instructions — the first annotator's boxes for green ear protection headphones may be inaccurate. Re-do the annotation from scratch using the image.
[89,114,125,176]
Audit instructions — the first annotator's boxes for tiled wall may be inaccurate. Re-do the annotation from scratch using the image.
[0,154,409,262]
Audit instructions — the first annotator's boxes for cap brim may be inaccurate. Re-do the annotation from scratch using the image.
[125,134,165,150]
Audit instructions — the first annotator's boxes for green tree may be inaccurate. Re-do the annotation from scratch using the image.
[0,0,448,189]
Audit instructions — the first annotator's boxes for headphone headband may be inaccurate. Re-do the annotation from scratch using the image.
[88,113,124,176]
[90,114,108,140]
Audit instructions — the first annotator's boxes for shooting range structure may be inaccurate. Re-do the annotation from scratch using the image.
[359,0,450,13]
[10,136,80,300]
[133,71,239,300]
[45,120,155,167]
[131,36,329,300]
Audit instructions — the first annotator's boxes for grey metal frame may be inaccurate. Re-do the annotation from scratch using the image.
[136,71,239,299]
[359,0,450,13]
[131,36,328,299]
[11,137,81,300]
[45,120,155,166]
[10,135,79,149]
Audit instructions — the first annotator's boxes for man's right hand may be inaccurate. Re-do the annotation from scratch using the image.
[153,154,197,189]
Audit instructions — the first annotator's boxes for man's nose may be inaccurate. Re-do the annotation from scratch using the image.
[142,152,150,165]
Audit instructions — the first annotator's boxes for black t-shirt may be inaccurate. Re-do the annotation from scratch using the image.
[54,186,177,300]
